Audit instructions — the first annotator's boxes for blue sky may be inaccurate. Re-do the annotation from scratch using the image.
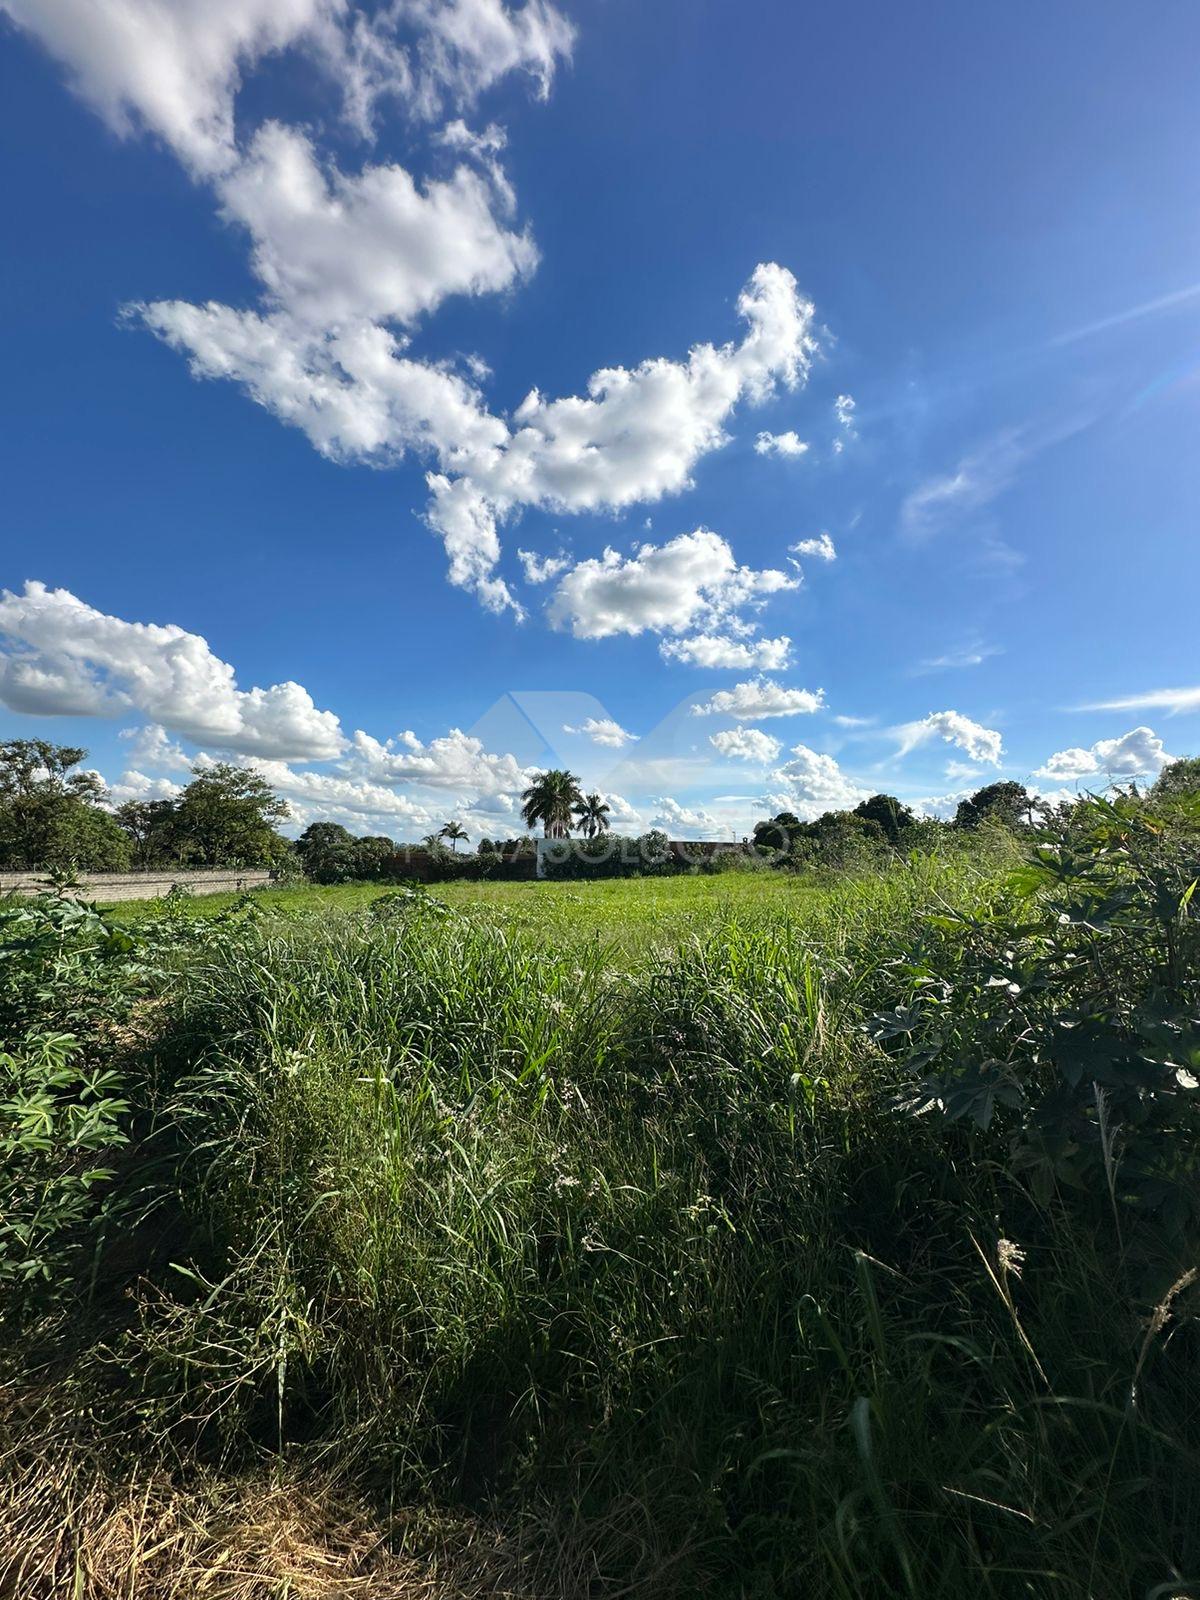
[2,0,1199,840]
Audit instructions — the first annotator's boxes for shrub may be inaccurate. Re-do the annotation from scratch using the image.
[869,793,1200,1228]
[0,1029,131,1311]
[0,896,147,1317]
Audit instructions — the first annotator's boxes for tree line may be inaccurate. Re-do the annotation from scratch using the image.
[3,737,1197,880]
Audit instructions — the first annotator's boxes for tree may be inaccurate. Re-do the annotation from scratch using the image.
[354,835,396,877]
[439,820,469,852]
[752,811,803,852]
[170,764,289,866]
[295,821,358,883]
[0,741,129,871]
[114,798,183,866]
[1151,756,1200,801]
[521,769,583,837]
[954,781,1033,832]
[573,792,612,839]
[853,793,916,846]
[0,741,104,802]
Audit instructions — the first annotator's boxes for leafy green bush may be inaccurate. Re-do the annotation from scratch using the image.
[870,793,1200,1226]
[0,893,141,1041]
[0,1029,130,1306]
[0,896,149,1315]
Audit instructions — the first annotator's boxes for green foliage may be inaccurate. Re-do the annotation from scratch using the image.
[853,792,917,845]
[538,827,690,878]
[573,791,612,838]
[0,892,141,1039]
[750,805,936,872]
[870,793,1200,1226]
[294,820,359,883]
[0,895,148,1316]
[4,840,1199,1597]
[0,739,131,871]
[351,834,397,875]
[953,779,1034,830]
[752,809,803,851]
[520,767,583,837]
[0,1030,130,1307]
[168,763,290,867]
[113,764,292,870]
[113,798,183,866]
[1151,754,1200,800]
[113,854,1199,1595]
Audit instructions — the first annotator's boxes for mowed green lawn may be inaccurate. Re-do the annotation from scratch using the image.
[104,869,826,957]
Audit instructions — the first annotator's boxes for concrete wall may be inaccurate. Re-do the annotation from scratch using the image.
[0,868,274,903]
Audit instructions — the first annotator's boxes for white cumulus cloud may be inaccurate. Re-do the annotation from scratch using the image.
[659,632,793,671]
[561,717,638,749]
[0,582,345,760]
[1035,726,1173,780]
[692,677,823,719]
[709,726,782,764]
[1,0,573,174]
[789,532,836,562]
[754,429,809,458]
[767,743,868,818]
[10,0,825,629]
[0,0,331,175]
[896,709,1003,766]
[649,796,725,839]
[119,723,193,772]
[146,262,818,613]
[546,527,795,642]
[215,120,538,330]
[348,726,531,794]
[517,547,570,584]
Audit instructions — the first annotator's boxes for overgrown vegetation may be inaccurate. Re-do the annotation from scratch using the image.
[1,789,1198,1598]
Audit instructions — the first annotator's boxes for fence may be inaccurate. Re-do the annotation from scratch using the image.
[0,868,275,903]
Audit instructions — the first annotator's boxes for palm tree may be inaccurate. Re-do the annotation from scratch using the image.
[521,768,583,837]
[573,792,611,839]
[421,832,445,852]
[439,820,468,852]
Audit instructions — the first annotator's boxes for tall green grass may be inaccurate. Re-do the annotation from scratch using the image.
[88,855,1197,1598]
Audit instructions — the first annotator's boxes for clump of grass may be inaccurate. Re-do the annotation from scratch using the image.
[0,1383,540,1599]
[5,849,1200,1597]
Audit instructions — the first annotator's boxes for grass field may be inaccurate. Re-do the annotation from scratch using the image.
[5,819,1200,1599]
[104,869,828,957]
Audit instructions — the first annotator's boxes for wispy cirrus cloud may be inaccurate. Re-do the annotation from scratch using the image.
[1078,685,1200,717]
[900,430,1027,540]
[1050,280,1200,348]
[913,641,1002,674]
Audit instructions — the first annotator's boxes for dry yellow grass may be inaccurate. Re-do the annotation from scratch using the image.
[0,1386,533,1600]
